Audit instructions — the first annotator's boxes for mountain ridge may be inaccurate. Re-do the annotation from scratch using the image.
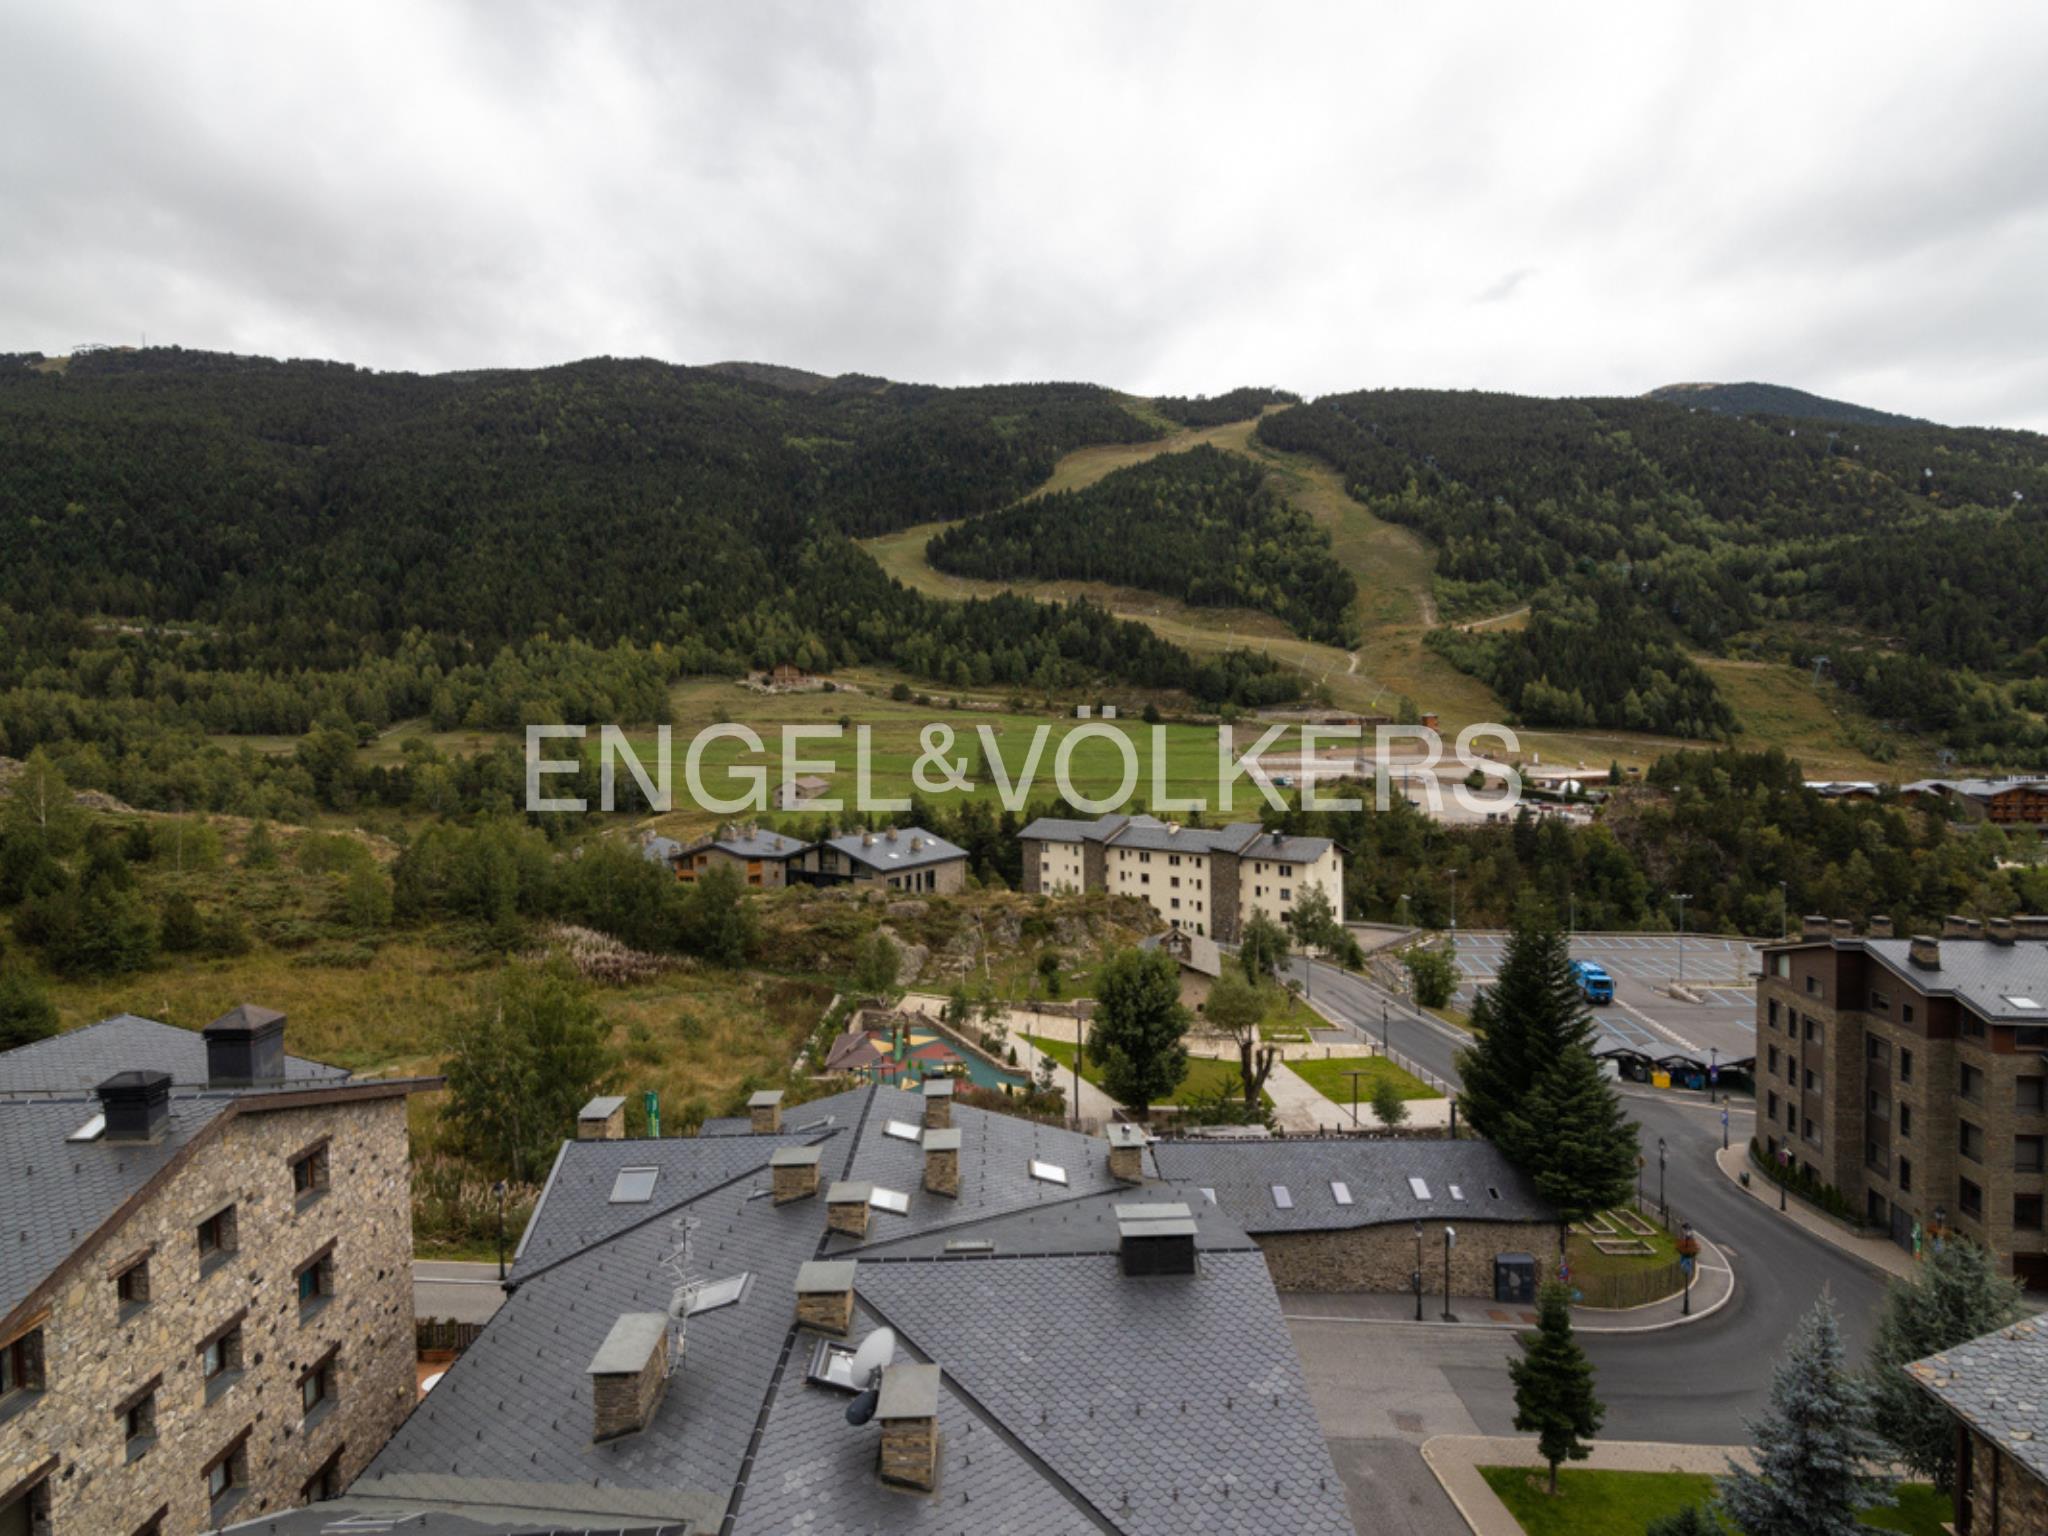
[1647,380,1931,429]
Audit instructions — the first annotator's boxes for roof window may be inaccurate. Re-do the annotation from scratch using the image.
[609,1166,659,1204]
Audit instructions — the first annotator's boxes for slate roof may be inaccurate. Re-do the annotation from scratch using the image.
[0,1012,346,1094]
[822,827,968,873]
[1908,1316,2048,1486]
[1861,937,2048,1024]
[687,828,810,861]
[1019,812,1334,864]
[336,1082,1353,1536]
[1150,1137,1553,1232]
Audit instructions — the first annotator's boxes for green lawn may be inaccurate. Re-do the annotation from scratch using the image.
[1479,1467,1947,1536]
[1288,1054,1441,1104]
[1025,1034,1265,1107]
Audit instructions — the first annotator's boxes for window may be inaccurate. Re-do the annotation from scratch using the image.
[199,1317,244,1399]
[1279,888,1293,902]
[2018,1135,2046,1174]
[1961,1064,1985,1103]
[1870,989,1890,1012]
[1805,975,1821,997]
[1866,1037,1890,1067]
[868,1187,910,1214]
[1899,1047,1914,1083]
[1867,1091,1890,1123]
[1408,1177,1433,1200]
[1804,1068,1819,1092]
[1959,1178,1984,1220]
[115,1252,152,1317]
[291,1141,330,1204]
[1767,1091,1779,1120]
[1028,1160,1067,1186]
[1899,1103,1913,1138]
[1804,1016,1822,1043]
[609,1167,659,1204]
[204,1432,249,1513]
[1330,1181,1353,1205]
[296,1247,335,1317]
[303,1448,344,1505]
[883,1120,921,1143]
[1270,1185,1294,1209]
[684,1274,751,1315]
[2017,1194,2045,1231]
[1804,1115,1819,1145]
[1897,1157,1913,1193]
[0,1328,45,1403]
[119,1377,160,1461]
[1960,1122,1984,1163]
[1768,1000,1780,1030]
[130,1505,169,1536]
[0,1475,50,1536]
[2019,1077,2046,1114]
[1865,1142,1885,1175]
[1962,1014,1987,1040]
[301,1350,337,1420]
[1773,954,1790,979]
[1768,1046,1780,1073]
[197,1205,237,1272]
[1901,1003,1915,1026]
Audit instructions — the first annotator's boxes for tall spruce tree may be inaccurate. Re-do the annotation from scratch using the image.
[1718,1295,1883,1536]
[1508,1043,1638,1222]
[1866,1240,2027,1491]
[1508,1282,1603,1493]
[1455,893,1590,1147]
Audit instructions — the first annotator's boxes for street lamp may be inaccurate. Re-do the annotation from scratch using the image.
[1446,870,1461,938]
[493,1179,509,1281]
[1414,1220,1425,1322]
[1399,892,1412,929]
[1441,1226,1458,1322]
[1673,893,1691,985]
[1657,1137,1668,1223]
[1381,1001,1390,1056]
[1343,1067,1371,1129]
[1778,1143,1790,1212]
[1708,1046,1718,1105]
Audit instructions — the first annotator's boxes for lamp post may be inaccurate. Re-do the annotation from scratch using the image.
[1343,1068,1371,1129]
[1399,892,1412,930]
[1447,870,1461,939]
[1657,1137,1668,1224]
[1413,1220,1425,1322]
[1708,1046,1718,1105]
[1673,893,1691,985]
[1441,1227,1458,1322]
[493,1179,509,1281]
[1778,1143,1789,1212]
[1381,1001,1390,1056]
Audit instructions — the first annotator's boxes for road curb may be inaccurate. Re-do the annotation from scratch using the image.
[1711,1143,1918,1281]
[1421,1436,1757,1535]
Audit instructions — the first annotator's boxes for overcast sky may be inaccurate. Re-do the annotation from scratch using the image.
[4,2,2046,428]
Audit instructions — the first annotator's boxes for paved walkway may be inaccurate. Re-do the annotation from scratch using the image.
[1712,1144,1918,1281]
[1281,1230,1733,1336]
[1422,1436,1754,1535]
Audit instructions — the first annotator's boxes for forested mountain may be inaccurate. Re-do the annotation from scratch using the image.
[1260,389,2048,758]
[0,349,1306,793]
[925,445,1357,643]
[1150,386,1301,427]
[1647,381,1928,428]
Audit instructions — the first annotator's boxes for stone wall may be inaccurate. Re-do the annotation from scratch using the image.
[1254,1220,1563,1297]
[1209,852,1243,945]
[1970,1426,2048,1534]
[0,1095,417,1536]
[1021,839,1044,896]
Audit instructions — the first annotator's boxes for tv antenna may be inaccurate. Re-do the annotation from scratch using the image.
[658,1215,703,1376]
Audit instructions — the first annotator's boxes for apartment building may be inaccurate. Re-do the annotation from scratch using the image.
[1755,915,2048,1288]
[1018,813,1343,943]
[0,1009,436,1536]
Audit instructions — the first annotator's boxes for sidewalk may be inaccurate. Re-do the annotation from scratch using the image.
[1281,1231,1734,1336]
[1422,1436,1755,1536]
[1713,1144,1918,1281]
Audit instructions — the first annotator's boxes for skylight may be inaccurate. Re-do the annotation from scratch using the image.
[945,1239,996,1253]
[1330,1181,1353,1206]
[1408,1177,1433,1201]
[869,1187,910,1214]
[66,1113,106,1143]
[1271,1184,1294,1209]
[1199,1187,1217,1204]
[883,1120,922,1143]
[2004,996,2044,1012]
[1449,1185,1466,1202]
[609,1166,660,1204]
[1029,1159,1068,1186]
[684,1273,750,1315]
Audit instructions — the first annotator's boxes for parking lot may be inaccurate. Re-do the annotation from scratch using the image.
[1449,932,1761,1068]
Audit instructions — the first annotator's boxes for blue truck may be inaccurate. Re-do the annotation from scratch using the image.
[1569,959,1615,1005]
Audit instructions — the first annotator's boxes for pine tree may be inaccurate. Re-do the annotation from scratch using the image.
[1866,1240,2027,1491]
[1508,1282,1603,1493]
[1718,1295,1883,1536]
[1645,1508,1716,1536]
[1508,1044,1638,1222]
[1455,893,1590,1145]
[0,968,59,1051]
[1091,947,1190,1117]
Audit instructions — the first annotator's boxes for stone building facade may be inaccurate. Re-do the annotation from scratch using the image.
[1910,1316,2048,1535]
[1256,1220,1563,1296]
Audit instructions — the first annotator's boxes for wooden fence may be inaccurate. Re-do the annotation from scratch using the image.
[416,1318,486,1356]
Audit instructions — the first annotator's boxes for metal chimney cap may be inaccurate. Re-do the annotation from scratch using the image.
[587,1313,668,1376]
[769,1145,823,1167]
[204,1003,285,1038]
[1105,1123,1148,1148]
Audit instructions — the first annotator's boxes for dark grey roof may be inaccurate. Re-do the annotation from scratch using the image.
[0,1012,346,1094]
[1018,813,1333,864]
[1909,1316,2048,1484]
[1150,1137,1553,1232]
[822,827,968,873]
[1019,813,1127,844]
[703,828,808,860]
[217,1480,696,1534]
[1862,937,2048,1024]
[371,1083,1352,1536]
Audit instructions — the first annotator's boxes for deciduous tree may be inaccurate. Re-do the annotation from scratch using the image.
[1091,947,1190,1118]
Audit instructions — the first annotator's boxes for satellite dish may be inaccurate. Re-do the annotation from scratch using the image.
[845,1386,880,1426]
[668,1284,692,1320]
[850,1327,897,1385]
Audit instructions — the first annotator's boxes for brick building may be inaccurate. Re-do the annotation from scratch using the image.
[1018,813,1343,944]
[1754,915,2048,1288]
[1910,1316,2048,1534]
[0,1010,436,1536]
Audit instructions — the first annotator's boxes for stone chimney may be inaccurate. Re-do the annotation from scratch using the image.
[1801,915,1831,938]
[749,1089,785,1134]
[827,1181,873,1238]
[794,1260,856,1336]
[2017,916,2048,941]
[1909,935,1942,971]
[1106,1122,1147,1184]
[770,1145,821,1204]
[97,1071,172,1143]
[577,1095,626,1141]
[1942,915,1982,940]
[876,1363,941,1491]
[1830,918,1855,940]
[587,1313,669,1442]
[1987,917,2018,946]
[921,1078,954,1132]
[923,1128,961,1197]
[203,1005,286,1087]
[1868,916,1895,939]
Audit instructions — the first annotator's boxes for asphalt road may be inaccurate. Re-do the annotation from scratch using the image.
[414,1259,508,1324]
